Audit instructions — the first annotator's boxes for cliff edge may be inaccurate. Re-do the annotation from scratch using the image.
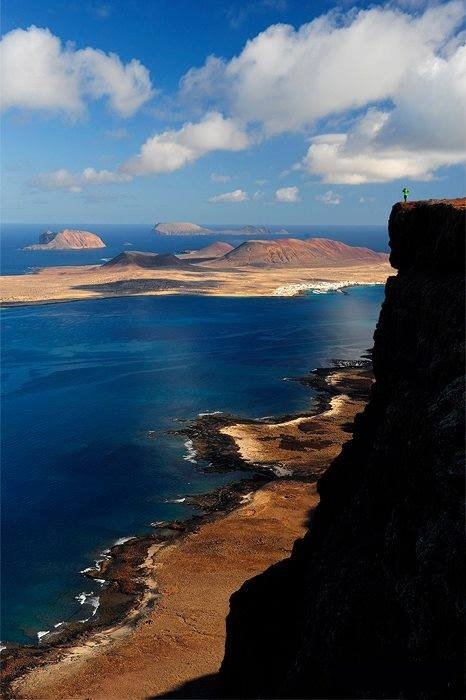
[218,199,465,699]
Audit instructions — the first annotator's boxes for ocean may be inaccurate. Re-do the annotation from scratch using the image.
[1,223,388,645]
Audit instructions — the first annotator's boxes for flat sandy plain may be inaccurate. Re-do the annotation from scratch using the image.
[0,259,393,305]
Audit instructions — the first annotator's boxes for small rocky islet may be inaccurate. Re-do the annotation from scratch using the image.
[22,229,106,251]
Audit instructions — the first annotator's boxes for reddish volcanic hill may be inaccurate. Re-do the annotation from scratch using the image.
[179,242,235,259]
[212,237,387,267]
[23,229,106,250]
[103,251,194,269]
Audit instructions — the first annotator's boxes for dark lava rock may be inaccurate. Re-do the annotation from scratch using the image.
[217,199,465,699]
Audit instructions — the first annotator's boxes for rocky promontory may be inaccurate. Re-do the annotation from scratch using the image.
[23,229,106,251]
[153,222,212,235]
[217,199,465,699]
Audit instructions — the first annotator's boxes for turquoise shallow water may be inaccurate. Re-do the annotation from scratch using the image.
[1,287,385,644]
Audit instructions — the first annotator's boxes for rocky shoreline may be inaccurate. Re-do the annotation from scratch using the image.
[1,360,373,697]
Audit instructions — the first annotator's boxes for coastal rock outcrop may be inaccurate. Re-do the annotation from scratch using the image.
[218,199,465,698]
[23,229,106,250]
[154,222,212,235]
[213,237,387,267]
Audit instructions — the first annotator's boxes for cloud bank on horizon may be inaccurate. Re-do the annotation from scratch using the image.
[1,1,465,202]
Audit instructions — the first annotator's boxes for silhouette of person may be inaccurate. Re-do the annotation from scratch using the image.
[402,187,410,202]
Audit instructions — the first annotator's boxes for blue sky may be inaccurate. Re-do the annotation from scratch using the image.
[1,0,465,225]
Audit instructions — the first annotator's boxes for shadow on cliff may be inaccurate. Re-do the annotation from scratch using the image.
[154,200,465,700]
[148,674,220,699]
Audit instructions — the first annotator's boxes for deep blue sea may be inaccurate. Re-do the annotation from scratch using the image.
[1,223,388,646]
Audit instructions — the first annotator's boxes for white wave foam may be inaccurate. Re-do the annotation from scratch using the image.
[183,439,197,463]
[76,592,100,616]
[272,281,382,297]
[37,630,50,640]
[198,410,223,416]
[92,556,108,573]
[268,465,293,477]
[165,497,186,504]
[113,536,135,546]
[240,492,253,504]
[79,566,94,574]
[0,645,6,653]
[53,621,66,629]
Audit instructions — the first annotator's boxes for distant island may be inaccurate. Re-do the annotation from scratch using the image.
[2,235,392,306]
[23,229,106,251]
[154,222,212,235]
[238,225,272,235]
[153,222,278,236]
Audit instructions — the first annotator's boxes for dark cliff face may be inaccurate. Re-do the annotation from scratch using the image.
[219,199,465,699]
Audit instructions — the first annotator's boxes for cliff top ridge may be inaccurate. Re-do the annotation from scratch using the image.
[389,198,465,272]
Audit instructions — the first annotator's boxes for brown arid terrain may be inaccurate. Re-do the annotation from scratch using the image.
[8,483,316,700]
[209,237,387,267]
[178,241,235,259]
[221,369,373,473]
[2,365,372,699]
[0,237,392,306]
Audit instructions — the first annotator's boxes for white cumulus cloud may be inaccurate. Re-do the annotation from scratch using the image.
[302,40,466,186]
[316,190,341,205]
[180,2,464,136]
[31,167,132,193]
[120,112,249,176]
[275,186,300,202]
[0,25,154,117]
[179,2,465,183]
[32,113,250,190]
[21,2,466,188]
[209,189,249,203]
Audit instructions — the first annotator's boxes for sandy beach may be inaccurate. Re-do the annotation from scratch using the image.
[2,364,372,699]
[0,260,392,306]
[9,481,316,700]
[221,389,365,473]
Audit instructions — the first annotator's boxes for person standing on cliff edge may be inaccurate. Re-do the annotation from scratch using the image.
[402,187,410,202]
